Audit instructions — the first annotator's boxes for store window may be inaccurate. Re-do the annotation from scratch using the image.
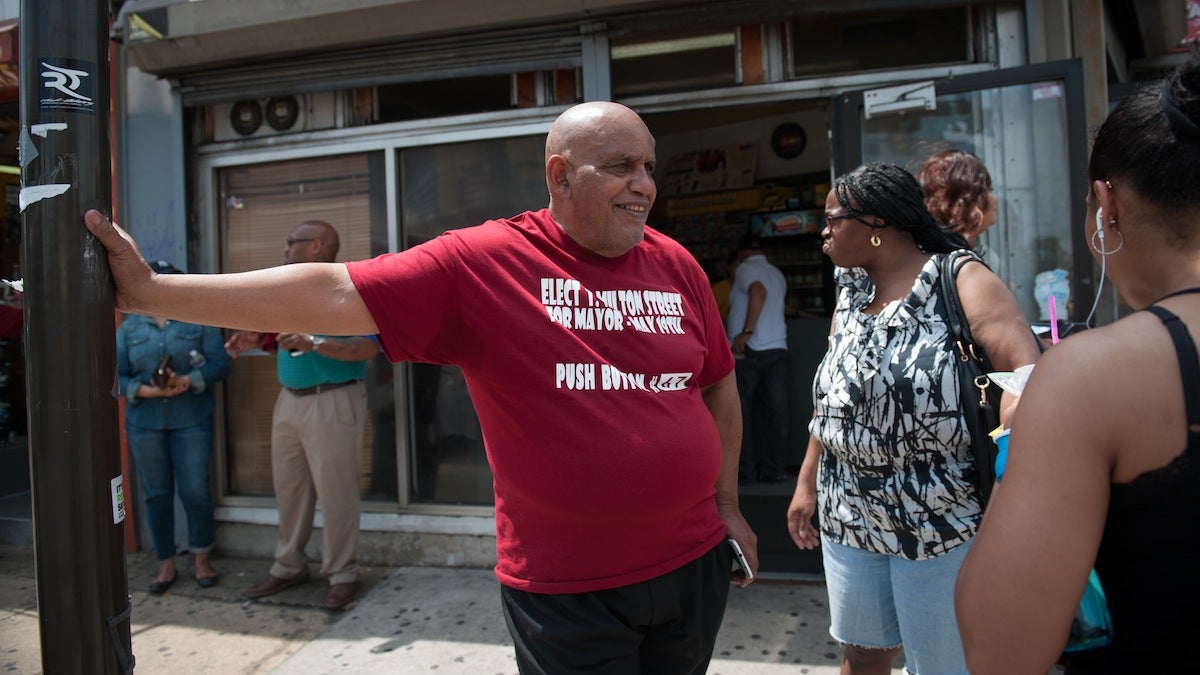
[399,134,546,505]
[790,8,971,79]
[611,30,737,99]
[218,151,394,500]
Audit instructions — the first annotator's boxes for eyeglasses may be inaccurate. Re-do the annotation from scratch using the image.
[285,237,316,247]
[824,213,865,229]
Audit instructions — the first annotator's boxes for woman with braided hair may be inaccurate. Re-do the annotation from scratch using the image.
[957,46,1200,674]
[787,162,1040,674]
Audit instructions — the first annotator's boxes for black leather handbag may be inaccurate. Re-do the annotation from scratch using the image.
[938,250,1002,503]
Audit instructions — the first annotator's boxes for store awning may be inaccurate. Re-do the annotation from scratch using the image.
[0,18,18,105]
[115,0,1018,79]
[112,0,699,78]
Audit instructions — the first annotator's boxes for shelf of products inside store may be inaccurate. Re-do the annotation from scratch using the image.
[761,235,832,317]
[659,179,833,317]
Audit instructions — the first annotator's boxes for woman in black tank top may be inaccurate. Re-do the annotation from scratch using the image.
[956,45,1200,674]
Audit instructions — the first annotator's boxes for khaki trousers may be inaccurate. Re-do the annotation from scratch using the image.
[268,381,366,585]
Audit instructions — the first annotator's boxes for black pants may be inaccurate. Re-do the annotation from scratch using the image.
[500,541,733,675]
[735,347,790,481]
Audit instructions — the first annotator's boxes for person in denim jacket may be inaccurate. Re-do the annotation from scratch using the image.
[116,260,231,593]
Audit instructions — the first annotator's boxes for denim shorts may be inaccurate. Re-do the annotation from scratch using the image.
[821,535,972,675]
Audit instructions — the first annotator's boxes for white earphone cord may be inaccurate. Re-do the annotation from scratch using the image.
[1083,209,1107,329]
[1084,246,1106,329]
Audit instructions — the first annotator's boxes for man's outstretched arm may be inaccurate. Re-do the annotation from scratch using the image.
[84,209,379,335]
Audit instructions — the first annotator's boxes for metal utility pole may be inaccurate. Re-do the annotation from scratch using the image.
[20,0,132,672]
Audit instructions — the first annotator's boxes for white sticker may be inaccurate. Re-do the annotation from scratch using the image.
[111,475,125,524]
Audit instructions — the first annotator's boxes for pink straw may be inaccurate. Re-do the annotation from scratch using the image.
[1049,295,1060,345]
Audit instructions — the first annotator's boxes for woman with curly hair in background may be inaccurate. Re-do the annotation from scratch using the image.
[918,149,1000,270]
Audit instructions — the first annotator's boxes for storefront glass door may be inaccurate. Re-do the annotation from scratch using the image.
[763,60,1091,578]
[832,59,1091,325]
[398,135,546,505]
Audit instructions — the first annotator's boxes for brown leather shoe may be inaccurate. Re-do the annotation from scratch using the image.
[244,570,311,599]
[324,581,358,610]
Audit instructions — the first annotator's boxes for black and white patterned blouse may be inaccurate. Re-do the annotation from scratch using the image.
[809,253,983,560]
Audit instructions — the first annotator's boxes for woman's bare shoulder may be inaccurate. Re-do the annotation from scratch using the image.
[1025,312,1183,459]
[1037,313,1171,382]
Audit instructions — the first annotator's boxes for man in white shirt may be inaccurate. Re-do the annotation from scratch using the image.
[727,235,790,484]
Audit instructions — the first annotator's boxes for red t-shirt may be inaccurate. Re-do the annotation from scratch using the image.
[347,209,735,593]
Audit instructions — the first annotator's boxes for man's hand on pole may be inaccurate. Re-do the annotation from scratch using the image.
[84,209,155,314]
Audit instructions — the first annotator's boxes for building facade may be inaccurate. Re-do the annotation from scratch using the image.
[5,0,1191,574]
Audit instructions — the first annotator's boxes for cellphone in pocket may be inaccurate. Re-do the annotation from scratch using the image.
[727,538,753,582]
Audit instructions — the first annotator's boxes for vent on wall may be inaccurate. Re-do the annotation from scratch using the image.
[211,92,340,142]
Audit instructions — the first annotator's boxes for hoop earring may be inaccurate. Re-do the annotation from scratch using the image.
[1089,227,1124,255]
[870,234,882,248]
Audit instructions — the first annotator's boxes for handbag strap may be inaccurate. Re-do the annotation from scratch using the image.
[938,250,991,368]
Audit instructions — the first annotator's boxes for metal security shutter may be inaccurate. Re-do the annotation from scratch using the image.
[175,26,584,106]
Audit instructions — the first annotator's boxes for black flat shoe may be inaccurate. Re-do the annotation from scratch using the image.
[148,574,177,594]
[195,573,220,589]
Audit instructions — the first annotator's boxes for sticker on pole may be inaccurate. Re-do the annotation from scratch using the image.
[39,59,96,113]
[111,475,125,524]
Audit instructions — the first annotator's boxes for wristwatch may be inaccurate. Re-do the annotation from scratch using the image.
[310,335,326,352]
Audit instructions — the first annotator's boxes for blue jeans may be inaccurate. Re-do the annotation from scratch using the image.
[821,535,972,675]
[735,347,790,481]
[127,423,216,561]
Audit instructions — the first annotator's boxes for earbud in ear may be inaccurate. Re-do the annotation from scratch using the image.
[1096,209,1106,242]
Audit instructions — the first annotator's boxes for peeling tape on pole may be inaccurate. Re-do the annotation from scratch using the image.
[19,184,70,212]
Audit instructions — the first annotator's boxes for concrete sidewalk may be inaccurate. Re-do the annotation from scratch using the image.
[0,544,902,673]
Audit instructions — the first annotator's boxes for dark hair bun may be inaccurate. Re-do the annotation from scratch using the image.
[1163,44,1200,141]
